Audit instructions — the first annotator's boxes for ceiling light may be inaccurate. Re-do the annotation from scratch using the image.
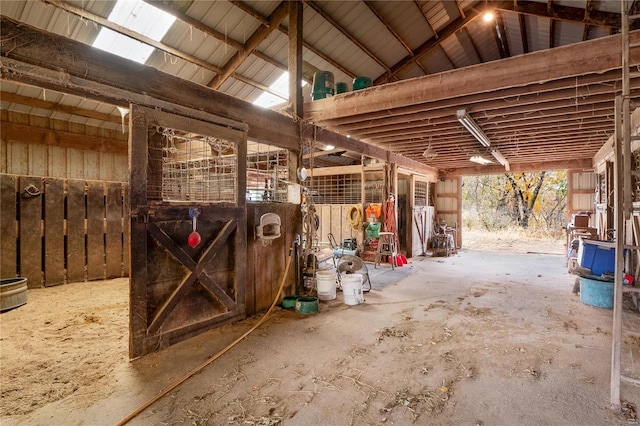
[422,137,437,161]
[491,149,510,171]
[323,145,335,151]
[469,155,493,165]
[483,12,495,22]
[422,146,438,161]
[456,109,491,148]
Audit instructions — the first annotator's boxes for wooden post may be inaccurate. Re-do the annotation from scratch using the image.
[288,0,304,121]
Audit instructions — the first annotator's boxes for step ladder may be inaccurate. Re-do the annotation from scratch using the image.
[610,0,640,411]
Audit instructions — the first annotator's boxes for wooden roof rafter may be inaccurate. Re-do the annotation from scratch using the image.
[208,1,289,90]
[142,0,311,84]
[228,0,357,79]
[303,0,391,74]
[363,0,428,75]
[375,0,513,84]
[41,0,286,99]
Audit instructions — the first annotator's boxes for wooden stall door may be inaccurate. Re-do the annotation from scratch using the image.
[129,105,247,359]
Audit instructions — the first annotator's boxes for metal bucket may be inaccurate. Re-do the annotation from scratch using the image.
[1,277,28,312]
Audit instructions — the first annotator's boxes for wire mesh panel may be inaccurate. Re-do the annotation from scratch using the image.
[364,171,384,204]
[246,142,289,202]
[309,174,361,204]
[148,127,238,203]
[415,181,428,206]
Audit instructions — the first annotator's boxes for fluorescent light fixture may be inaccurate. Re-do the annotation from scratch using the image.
[469,155,493,165]
[456,109,491,148]
[323,145,335,151]
[491,149,510,171]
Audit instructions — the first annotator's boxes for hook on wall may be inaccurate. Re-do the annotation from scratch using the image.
[23,184,41,197]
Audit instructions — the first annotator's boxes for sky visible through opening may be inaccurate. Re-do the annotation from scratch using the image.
[92,0,296,108]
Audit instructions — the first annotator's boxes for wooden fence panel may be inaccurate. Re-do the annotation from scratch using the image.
[86,182,105,281]
[19,177,43,288]
[105,183,123,278]
[1,175,17,278]
[66,180,86,283]
[44,178,65,286]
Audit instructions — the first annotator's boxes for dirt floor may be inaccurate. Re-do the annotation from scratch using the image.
[2,237,640,425]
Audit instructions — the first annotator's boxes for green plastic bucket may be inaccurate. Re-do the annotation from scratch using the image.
[295,296,319,314]
[353,76,372,91]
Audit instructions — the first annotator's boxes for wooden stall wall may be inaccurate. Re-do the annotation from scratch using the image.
[0,176,129,288]
[246,203,301,315]
[315,204,364,248]
[0,110,129,287]
[1,110,128,182]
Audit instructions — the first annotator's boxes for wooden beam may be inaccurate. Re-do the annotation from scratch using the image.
[1,120,127,154]
[229,0,357,79]
[304,0,390,73]
[303,127,438,179]
[414,0,439,39]
[307,29,640,122]
[519,13,530,53]
[509,0,621,28]
[439,158,594,177]
[375,1,513,84]
[319,70,628,128]
[582,0,593,41]
[144,0,311,84]
[309,164,362,177]
[0,16,298,149]
[1,91,122,124]
[495,13,511,58]
[42,0,286,98]
[492,18,507,58]
[303,148,348,159]
[208,2,289,89]
[455,0,466,19]
[549,18,556,49]
[288,0,304,120]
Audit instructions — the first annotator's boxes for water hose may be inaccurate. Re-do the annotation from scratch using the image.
[346,204,363,232]
[117,245,294,426]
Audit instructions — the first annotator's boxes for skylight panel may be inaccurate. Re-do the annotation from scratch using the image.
[253,72,289,109]
[92,0,176,64]
[252,71,308,109]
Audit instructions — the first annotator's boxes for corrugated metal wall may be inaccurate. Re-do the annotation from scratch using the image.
[568,170,596,227]
[435,177,461,247]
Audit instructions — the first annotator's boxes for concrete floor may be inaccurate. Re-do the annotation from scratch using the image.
[3,249,640,425]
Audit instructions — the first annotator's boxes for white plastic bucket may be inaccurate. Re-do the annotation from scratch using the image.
[341,274,363,305]
[316,270,337,301]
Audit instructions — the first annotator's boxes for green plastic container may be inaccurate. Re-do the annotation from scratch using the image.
[335,82,349,94]
[365,222,381,238]
[282,295,299,310]
[295,296,319,314]
[353,76,372,91]
[312,71,335,100]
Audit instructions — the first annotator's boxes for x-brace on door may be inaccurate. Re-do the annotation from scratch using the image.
[128,105,247,359]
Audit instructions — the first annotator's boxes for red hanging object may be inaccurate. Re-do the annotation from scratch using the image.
[188,207,201,247]
[188,231,201,248]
